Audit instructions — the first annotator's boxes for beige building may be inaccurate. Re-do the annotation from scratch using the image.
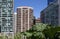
[16,6,34,32]
[36,18,41,23]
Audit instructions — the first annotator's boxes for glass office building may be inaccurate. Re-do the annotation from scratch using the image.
[41,0,60,26]
[0,0,14,36]
[48,0,55,5]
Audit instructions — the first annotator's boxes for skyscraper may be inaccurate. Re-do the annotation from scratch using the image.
[0,0,14,37]
[41,0,60,26]
[17,6,33,32]
[48,0,55,5]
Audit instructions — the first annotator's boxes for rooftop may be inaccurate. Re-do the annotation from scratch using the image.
[17,6,33,9]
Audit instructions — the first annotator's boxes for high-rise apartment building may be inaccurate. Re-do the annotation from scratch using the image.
[41,0,60,26]
[0,0,14,37]
[17,6,33,32]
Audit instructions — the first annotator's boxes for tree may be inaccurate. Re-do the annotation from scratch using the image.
[0,36,3,39]
[22,23,48,39]
[14,32,22,39]
[43,26,60,39]
[0,35,8,39]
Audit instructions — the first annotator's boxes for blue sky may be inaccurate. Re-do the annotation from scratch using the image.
[14,0,47,18]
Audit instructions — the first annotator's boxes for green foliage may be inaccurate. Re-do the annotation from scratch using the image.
[22,23,48,39]
[14,33,22,39]
[30,23,48,32]
[0,36,3,39]
[43,26,60,39]
[0,35,8,39]
[14,23,60,39]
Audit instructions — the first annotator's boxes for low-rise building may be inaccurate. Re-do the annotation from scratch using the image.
[36,18,41,24]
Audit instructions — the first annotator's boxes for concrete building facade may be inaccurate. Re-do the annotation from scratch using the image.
[0,0,14,39]
[13,13,17,34]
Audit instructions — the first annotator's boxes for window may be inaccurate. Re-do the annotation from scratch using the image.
[2,5,6,8]
[2,14,7,17]
[8,3,11,7]
[7,0,12,1]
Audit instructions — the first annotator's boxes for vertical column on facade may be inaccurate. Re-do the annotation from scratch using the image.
[58,0,60,26]
[28,8,29,30]
[1,7,2,33]
[21,8,23,32]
